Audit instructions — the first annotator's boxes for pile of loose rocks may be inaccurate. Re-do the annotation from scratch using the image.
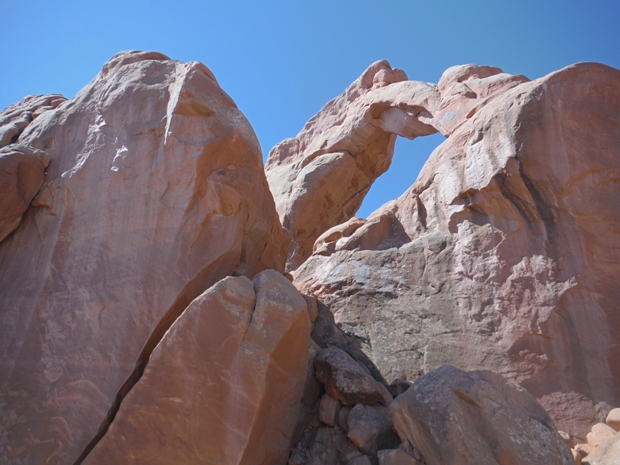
[288,346,424,465]
[289,345,576,465]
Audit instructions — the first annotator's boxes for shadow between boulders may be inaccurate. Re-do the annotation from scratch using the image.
[311,300,388,386]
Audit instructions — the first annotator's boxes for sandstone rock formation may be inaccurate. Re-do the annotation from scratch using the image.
[2,49,619,465]
[84,270,311,465]
[582,434,620,465]
[0,94,66,149]
[315,346,393,407]
[294,62,620,437]
[0,95,66,242]
[265,60,439,270]
[0,144,49,242]
[0,51,287,464]
[389,365,574,465]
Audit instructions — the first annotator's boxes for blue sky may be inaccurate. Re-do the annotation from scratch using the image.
[2,0,618,217]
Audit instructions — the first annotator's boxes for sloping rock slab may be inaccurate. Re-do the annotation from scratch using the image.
[315,346,392,407]
[84,270,310,465]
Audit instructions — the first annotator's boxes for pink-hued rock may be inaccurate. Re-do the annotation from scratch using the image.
[265,60,439,270]
[0,51,287,465]
[582,433,620,465]
[83,270,311,465]
[377,448,423,465]
[389,365,574,465]
[347,404,400,455]
[0,94,66,148]
[606,408,620,432]
[0,95,67,242]
[0,144,49,242]
[295,62,620,437]
[587,423,617,447]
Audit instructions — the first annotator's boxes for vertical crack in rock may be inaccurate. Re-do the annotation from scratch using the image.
[73,256,235,465]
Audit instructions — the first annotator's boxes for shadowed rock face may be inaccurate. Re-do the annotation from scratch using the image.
[294,62,620,437]
[0,51,287,465]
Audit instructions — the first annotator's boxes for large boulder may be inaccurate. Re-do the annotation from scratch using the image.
[294,62,620,436]
[389,365,574,465]
[0,51,287,464]
[83,270,311,465]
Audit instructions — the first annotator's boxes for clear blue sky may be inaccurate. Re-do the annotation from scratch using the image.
[2,0,618,217]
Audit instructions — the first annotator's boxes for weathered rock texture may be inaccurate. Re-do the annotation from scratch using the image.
[265,60,439,270]
[315,346,393,407]
[84,270,311,465]
[0,95,67,242]
[0,144,49,242]
[294,62,620,436]
[0,94,66,149]
[583,433,620,465]
[389,365,574,465]
[0,51,287,464]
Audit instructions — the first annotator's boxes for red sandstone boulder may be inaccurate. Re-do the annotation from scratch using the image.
[389,365,574,465]
[0,51,287,464]
[83,270,311,465]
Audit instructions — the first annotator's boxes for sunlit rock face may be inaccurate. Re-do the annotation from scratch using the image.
[83,270,311,465]
[294,62,620,437]
[0,95,67,242]
[265,60,439,271]
[0,51,288,465]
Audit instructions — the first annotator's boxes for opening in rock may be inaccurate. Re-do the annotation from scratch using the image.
[356,132,446,218]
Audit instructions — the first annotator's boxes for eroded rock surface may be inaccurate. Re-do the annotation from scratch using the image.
[294,62,620,436]
[84,270,311,465]
[0,94,66,148]
[583,434,620,465]
[0,95,67,242]
[389,365,574,465]
[0,51,287,464]
[266,60,439,270]
[0,144,49,242]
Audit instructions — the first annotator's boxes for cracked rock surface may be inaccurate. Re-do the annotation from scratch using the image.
[84,270,311,465]
[0,50,287,465]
